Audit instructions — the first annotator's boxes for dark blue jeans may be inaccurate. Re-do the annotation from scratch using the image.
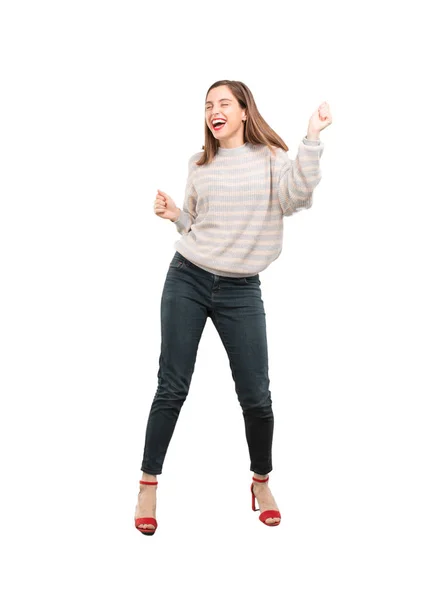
[141,251,274,476]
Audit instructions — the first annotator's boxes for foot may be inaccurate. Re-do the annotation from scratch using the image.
[135,479,157,532]
[252,476,281,525]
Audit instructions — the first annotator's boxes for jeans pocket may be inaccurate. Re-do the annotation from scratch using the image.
[169,257,185,269]
[243,275,260,285]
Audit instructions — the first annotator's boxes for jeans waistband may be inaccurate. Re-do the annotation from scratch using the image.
[173,251,259,282]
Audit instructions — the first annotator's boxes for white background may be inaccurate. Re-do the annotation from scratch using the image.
[1,1,432,598]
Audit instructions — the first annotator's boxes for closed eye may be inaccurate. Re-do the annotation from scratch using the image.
[206,103,229,109]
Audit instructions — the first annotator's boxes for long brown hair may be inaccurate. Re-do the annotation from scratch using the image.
[195,80,289,166]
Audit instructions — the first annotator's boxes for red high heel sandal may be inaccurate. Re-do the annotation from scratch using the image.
[251,476,281,527]
[135,480,158,536]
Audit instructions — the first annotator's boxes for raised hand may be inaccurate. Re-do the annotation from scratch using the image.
[153,189,179,221]
[308,101,332,134]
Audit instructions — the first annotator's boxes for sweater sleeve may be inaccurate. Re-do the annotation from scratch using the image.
[277,136,325,216]
[173,155,198,235]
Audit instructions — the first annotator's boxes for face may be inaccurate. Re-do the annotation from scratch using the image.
[205,85,247,147]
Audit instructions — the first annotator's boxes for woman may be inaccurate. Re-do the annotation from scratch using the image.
[135,80,332,535]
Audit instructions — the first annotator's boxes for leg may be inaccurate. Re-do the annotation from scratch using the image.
[141,258,209,475]
[136,257,208,532]
[210,277,280,524]
[210,280,274,475]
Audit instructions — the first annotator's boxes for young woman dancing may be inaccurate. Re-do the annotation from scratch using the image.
[135,80,332,535]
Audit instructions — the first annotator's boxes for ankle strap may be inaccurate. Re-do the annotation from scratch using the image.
[139,480,158,485]
[252,476,269,483]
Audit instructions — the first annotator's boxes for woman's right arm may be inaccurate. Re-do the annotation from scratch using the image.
[172,154,199,235]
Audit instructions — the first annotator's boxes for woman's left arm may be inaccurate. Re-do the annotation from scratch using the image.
[277,102,332,216]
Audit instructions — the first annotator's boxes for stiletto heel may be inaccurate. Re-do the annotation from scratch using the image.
[250,476,281,527]
[135,480,158,536]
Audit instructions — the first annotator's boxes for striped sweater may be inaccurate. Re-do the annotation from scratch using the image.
[173,136,324,277]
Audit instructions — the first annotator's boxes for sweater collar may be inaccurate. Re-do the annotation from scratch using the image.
[216,142,250,156]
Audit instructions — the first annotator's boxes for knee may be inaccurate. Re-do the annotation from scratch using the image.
[155,372,191,399]
[151,381,189,412]
[240,390,273,417]
[149,395,186,419]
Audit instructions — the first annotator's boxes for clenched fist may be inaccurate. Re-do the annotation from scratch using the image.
[154,189,180,222]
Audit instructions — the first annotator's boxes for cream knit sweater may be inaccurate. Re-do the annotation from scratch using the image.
[173,136,324,277]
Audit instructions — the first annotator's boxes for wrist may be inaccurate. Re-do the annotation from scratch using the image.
[171,207,181,222]
[306,130,320,141]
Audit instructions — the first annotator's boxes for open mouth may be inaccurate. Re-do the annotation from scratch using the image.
[212,120,226,131]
